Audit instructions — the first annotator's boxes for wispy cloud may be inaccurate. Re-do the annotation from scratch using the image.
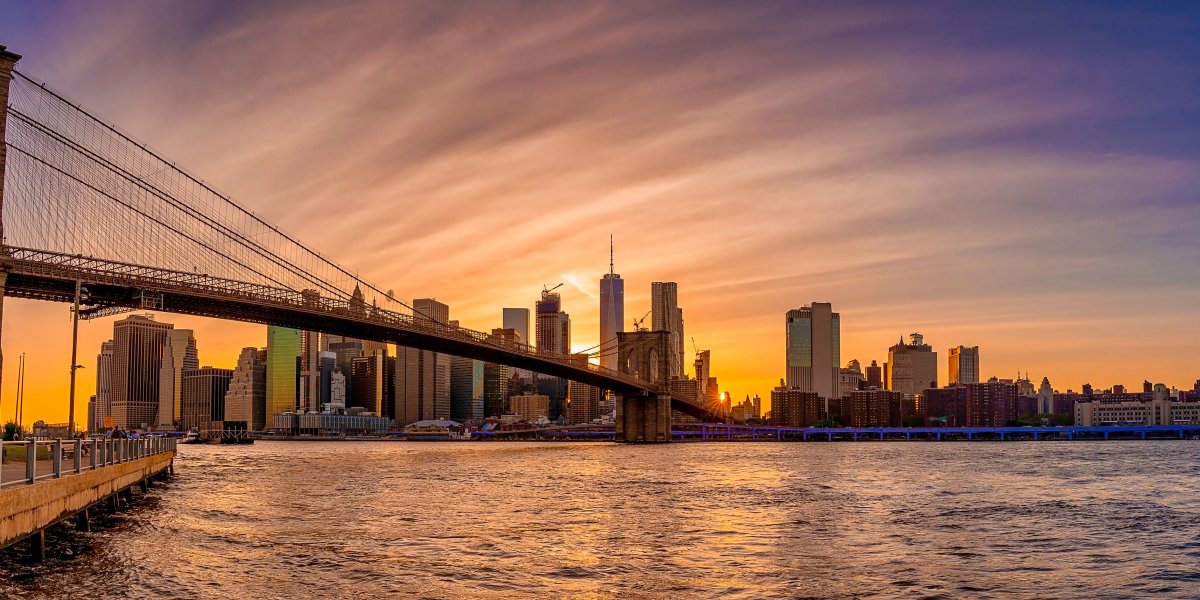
[2,0,1198,422]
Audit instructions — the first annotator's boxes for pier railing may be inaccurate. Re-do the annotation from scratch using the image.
[0,437,177,489]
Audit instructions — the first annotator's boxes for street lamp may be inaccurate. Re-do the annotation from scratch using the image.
[67,281,90,436]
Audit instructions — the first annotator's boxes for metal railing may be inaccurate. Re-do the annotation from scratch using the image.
[0,437,176,489]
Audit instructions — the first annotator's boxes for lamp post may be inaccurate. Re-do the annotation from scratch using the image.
[67,281,88,436]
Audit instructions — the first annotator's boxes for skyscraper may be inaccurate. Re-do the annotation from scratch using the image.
[224,347,267,431]
[566,354,602,424]
[866,360,883,389]
[180,366,233,432]
[157,329,198,429]
[110,314,172,430]
[694,349,711,399]
[396,298,451,424]
[651,282,685,378]
[948,345,980,386]
[351,352,393,416]
[785,303,841,409]
[450,355,485,422]
[536,290,570,419]
[298,330,321,413]
[885,333,937,395]
[502,308,530,349]
[266,326,301,423]
[483,328,518,417]
[599,236,624,371]
[95,340,114,429]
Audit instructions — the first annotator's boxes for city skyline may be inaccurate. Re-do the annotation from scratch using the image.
[2,2,1199,426]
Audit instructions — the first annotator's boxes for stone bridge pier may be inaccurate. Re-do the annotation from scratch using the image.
[614,330,672,443]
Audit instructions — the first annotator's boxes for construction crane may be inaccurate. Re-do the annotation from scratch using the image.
[542,282,563,297]
[632,310,651,332]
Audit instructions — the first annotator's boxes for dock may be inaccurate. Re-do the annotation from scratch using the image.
[1,437,176,560]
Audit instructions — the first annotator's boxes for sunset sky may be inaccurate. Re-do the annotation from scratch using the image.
[1,1,1198,426]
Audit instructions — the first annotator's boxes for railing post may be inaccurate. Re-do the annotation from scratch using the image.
[91,439,97,470]
[26,439,36,483]
[74,439,82,473]
[52,439,61,478]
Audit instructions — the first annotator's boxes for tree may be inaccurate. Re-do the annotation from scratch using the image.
[3,421,23,441]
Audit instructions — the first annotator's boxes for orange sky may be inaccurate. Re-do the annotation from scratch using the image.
[2,2,1199,427]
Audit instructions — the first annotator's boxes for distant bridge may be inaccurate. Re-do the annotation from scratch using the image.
[0,47,714,440]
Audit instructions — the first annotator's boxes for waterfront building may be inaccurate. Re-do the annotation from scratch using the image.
[918,386,969,426]
[770,386,821,427]
[110,314,173,430]
[271,412,392,436]
[156,329,198,429]
[330,369,347,411]
[535,291,570,419]
[948,345,979,386]
[94,340,114,429]
[266,326,301,423]
[966,380,1018,427]
[847,389,903,428]
[651,282,685,378]
[351,352,393,416]
[451,355,485,422]
[394,299,451,424]
[1075,393,1200,426]
[567,354,602,424]
[785,303,840,413]
[599,237,624,372]
[839,359,866,397]
[298,330,322,413]
[510,394,551,422]
[179,367,234,432]
[730,394,763,423]
[886,333,936,395]
[224,347,267,431]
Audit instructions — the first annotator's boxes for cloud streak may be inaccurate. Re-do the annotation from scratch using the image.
[2,0,1198,422]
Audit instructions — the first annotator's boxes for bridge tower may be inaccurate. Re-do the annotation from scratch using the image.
[614,330,672,442]
[0,46,21,403]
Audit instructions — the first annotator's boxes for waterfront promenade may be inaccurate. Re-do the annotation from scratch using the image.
[0,438,176,560]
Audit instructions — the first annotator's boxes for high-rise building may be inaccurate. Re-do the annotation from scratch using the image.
[966,380,1018,427]
[396,298,451,425]
[651,282,685,378]
[948,345,980,386]
[351,352,393,416]
[298,330,322,413]
[785,303,841,411]
[865,360,883,389]
[157,329,198,429]
[886,333,937,395]
[502,308,531,350]
[848,389,904,428]
[95,340,114,429]
[510,394,551,422]
[1037,377,1054,414]
[566,354,602,424]
[180,367,234,432]
[225,347,267,430]
[266,326,301,423]
[451,355,485,422]
[599,237,624,372]
[771,386,822,427]
[483,328,519,417]
[86,395,98,434]
[536,291,570,419]
[110,315,173,430]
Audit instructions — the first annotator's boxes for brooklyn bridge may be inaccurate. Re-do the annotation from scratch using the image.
[0,46,716,443]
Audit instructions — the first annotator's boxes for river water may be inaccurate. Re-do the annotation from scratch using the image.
[3,440,1200,599]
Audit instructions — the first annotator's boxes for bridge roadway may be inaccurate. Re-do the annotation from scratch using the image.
[0,246,711,420]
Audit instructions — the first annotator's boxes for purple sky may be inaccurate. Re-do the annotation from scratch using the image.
[2,1,1198,422]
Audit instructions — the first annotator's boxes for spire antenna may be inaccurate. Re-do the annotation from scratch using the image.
[609,234,614,276]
